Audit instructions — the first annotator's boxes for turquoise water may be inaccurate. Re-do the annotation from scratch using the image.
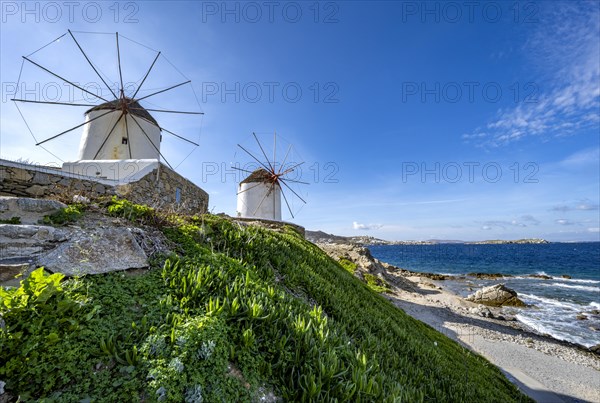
[369,243,600,347]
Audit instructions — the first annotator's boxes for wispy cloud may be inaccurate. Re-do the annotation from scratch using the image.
[556,219,576,226]
[464,2,600,146]
[479,215,541,230]
[560,147,600,167]
[551,199,599,212]
[353,221,383,231]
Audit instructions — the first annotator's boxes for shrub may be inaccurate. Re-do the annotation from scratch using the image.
[42,204,85,225]
[107,196,154,222]
[0,217,21,224]
[338,258,357,274]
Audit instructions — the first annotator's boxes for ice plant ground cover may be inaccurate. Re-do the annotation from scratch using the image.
[0,198,530,401]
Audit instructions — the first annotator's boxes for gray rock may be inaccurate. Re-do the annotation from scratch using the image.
[465,283,526,307]
[0,224,69,259]
[0,379,5,395]
[0,263,29,282]
[39,226,148,276]
[0,196,66,224]
[470,305,494,318]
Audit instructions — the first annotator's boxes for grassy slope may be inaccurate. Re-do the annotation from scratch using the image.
[0,202,530,402]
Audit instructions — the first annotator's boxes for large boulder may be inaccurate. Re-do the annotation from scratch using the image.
[465,284,526,307]
[0,196,66,224]
[38,226,148,276]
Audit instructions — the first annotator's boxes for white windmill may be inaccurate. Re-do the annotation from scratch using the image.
[12,30,202,182]
[235,133,307,221]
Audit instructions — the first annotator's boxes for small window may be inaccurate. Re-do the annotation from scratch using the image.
[175,187,181,203]
[121,137,128,144]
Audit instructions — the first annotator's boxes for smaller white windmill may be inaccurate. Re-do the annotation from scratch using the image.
[237,168,282,220]
[235,133,307,221]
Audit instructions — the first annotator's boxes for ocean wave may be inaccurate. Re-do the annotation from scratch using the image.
[555,278,600,284]
[515,314,598,347]
[589,302,600,310]
[519,294,580,310]
[544,283,600,292]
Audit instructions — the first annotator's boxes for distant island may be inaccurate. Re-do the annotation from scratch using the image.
[305,231,549,246]
[466,239,549,245]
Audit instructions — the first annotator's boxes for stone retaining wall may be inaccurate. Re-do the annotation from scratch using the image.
[116,164,209,214]
[0,159,208,215]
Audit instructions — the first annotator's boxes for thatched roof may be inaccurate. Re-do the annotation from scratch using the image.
[86,98,159,127]
[241,168,274,184]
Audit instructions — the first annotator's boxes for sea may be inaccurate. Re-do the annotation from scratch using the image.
[368,242,600,348]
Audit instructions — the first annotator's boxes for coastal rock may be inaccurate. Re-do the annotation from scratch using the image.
[315,242,418,292]
[576,314,588,321]
[465,284,526,307]
[561,275,572,279]
[467,272,509,279]
[38,226,148,276]
[0,196,66,225]
[589,344,600,355]
[529,274,552,280]
[470,305,494,318]
[589,310,600,315]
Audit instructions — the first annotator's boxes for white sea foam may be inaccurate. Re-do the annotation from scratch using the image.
[544,283,600,292]
[588,302,600,310]
[519,293,580,310]
[515,314,596,347]
[555,278,600,284]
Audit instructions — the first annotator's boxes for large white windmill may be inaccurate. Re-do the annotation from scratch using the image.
[12,30,202,182]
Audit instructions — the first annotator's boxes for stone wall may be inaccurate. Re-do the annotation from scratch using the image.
[0,159,208,215]
[116,164,209,214]
[0,160,117,200]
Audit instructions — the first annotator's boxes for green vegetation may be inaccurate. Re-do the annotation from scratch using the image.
[338,257,357,274]
[362,273,391,293]
[0,216,21,224]
[0,200,530,402]
[42,204,85,226]
[107,196,154,223]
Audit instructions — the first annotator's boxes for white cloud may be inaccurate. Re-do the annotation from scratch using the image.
[556,219,575,226]
[587,227,600,233]
[464,2,600,146]
[480,215,541,230]
[551,199,599,212]
[352,221,383,231]
[560,147,600,167]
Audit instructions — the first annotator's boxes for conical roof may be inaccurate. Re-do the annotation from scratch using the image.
[241,168,275,184]
[86,97,159,127]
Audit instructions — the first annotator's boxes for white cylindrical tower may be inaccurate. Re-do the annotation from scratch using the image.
[237,168,282,221]
[78,99,161,160]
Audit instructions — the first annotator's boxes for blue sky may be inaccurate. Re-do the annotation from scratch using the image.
[1,1,598,241]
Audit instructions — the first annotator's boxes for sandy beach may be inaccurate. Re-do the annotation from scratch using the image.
[385,274,600,402]
[316,242,600,403]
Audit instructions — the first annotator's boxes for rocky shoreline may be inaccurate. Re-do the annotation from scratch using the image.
[313,240,600,402]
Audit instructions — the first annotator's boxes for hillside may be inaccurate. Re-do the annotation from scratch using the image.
[0,199,530,402]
